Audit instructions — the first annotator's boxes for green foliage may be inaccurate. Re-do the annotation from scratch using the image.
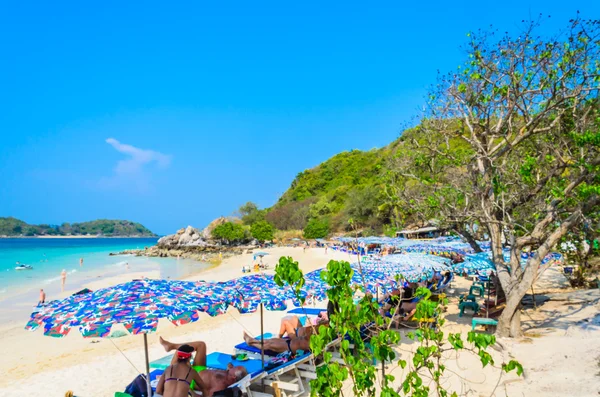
[303,218,330,239]
[0,217,155,237]
[238,202,266,225]
[211,221,246,243]
[274,259,522,396]
[250,220,275,242]
[265,198,316,230]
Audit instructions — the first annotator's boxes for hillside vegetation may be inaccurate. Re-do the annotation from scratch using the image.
[261,129,457,236]
[0,217,156,237]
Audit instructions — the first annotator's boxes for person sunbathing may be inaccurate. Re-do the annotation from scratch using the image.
[157,337,248,397]
[379,283,418,317]
[243,332,310,356]
[277,311,329,338]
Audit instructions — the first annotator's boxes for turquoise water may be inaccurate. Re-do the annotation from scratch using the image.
[0,238,209,304]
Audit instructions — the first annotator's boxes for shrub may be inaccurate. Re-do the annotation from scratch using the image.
[250,221,275,242]
[211,222,246,243]
[303,218,329,239]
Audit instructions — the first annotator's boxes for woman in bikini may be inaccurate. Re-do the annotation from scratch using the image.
[155,344,207,397]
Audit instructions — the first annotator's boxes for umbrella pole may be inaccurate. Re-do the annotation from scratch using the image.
[144,333,152,397]
[260,302,265,392]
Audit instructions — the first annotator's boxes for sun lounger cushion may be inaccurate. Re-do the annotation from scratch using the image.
[206,352,265,377]
[234,333,282,356]
[287,308,326,316]
[265,352,312,374]
[149,354,174,370]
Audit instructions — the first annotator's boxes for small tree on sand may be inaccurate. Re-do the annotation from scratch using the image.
[275,257,522,396]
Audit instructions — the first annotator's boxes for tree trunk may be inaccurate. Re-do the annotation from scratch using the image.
[496,287,527,337]
[454,225,483,253]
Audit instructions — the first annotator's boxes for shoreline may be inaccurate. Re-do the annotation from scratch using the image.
[1,247,597,397]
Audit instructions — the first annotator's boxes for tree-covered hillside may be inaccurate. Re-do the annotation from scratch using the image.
[0,217,156,237]
[261,131,430,235]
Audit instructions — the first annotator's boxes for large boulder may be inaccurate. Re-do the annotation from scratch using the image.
[157,225,208,248]
[201,217,229,240]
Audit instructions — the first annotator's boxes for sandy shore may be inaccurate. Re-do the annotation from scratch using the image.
[0,247,598,396]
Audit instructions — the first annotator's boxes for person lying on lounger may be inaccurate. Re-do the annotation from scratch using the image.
[157,337,248,397]
[277,311,329,338]
[379,283,419,319]
[243,332,311,356]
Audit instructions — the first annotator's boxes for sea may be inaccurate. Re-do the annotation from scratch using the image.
[0,238,211,323]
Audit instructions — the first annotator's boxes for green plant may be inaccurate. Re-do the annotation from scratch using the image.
[303,218,330,239]
[250,220,275,242]
[275,258,522,396]
[211,221,246,243]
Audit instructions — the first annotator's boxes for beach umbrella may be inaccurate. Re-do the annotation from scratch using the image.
[219,273,315,374]
[25,279,235,396]
[253,252,269,261]
[220,274,295,312]
[456,251,564,276]
[361,253,453,283]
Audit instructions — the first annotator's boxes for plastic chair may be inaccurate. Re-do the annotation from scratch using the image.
[469,285,484,297]
[459,301,479,317]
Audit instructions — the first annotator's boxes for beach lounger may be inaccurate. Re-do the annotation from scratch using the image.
[234,333,283,359]
[261,353,315,397]
[287,307,326,316]
[472,317,498,332]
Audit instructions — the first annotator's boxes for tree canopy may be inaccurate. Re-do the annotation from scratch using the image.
[405,17,600,336]
[211,221,246,243]
[250,220,275,242]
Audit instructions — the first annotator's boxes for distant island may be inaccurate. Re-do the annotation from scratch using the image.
[0,217,156,237]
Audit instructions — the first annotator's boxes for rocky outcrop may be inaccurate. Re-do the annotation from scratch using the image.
[110,221,259,262]
[157,225,209,248]
[201,217,231,240]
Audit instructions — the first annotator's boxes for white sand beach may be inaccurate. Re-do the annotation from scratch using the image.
[0,247,598,397]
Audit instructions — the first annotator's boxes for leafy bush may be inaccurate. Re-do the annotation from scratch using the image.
[211,222,246,243]
[250,220,275,242]
[303,218,329,239]
[237,202,266,225]
[274,258,523,396]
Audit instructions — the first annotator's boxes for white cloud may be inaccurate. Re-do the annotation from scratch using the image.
[98,138,171,191]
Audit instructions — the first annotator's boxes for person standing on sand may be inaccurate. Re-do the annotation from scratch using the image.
[79,257,83,267]
[38,289,46,306]
[61,269,67,292]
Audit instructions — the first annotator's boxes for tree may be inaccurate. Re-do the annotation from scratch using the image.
[250,220,275,242]
[413,17,600,337]
[344,185,382,229]
[238,202,266,225]
[266,197,317,230]
[211,222,246,244]
[303,218,330,239]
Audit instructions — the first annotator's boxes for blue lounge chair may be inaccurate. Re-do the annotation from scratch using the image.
[287,308,326,316]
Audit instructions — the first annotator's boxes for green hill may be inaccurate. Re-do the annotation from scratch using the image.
[262,133,409,235]
[0,217,156,237]
[259,127,471,236]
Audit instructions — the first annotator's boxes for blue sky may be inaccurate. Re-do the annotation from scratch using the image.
[0,2,597,235]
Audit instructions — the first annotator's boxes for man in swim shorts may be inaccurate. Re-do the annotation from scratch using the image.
[158,337,248,397]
